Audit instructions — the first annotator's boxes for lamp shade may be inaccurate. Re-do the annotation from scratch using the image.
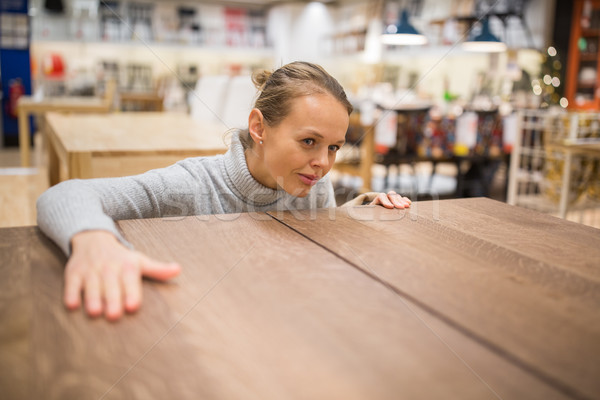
[462,17,507,52]
[381,9,427,46]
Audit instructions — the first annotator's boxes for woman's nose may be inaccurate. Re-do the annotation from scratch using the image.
[310,149,329,169]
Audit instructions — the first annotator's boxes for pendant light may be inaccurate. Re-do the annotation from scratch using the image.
[462,17,507,52]
[381,9,427,46]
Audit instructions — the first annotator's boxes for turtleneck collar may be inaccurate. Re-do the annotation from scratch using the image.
[223,130,285,206]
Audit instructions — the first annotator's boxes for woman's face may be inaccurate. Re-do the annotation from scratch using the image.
[260,93,349,197]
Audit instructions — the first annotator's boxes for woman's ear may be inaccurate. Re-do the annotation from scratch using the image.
[248,108,265,146]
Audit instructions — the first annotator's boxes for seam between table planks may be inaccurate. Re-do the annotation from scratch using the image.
[266,210,591,400]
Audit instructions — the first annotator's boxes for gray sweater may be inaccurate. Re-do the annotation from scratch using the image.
[37,130,336,256]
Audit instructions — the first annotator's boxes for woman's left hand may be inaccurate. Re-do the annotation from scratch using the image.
[370,191,411,209]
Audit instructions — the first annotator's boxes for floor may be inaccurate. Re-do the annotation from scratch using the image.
[0,138,49,228]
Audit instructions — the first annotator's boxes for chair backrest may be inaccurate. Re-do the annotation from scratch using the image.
[220,75,257,130]
[188,75,230,124]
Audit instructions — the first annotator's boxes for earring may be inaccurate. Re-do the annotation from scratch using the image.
[259,140,263,145]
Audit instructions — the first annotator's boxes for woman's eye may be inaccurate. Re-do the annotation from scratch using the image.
[303,138,315,146]
[329,145,340,152]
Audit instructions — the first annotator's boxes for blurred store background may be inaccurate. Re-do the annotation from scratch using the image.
[1,0,599,229]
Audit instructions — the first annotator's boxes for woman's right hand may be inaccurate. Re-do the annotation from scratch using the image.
[65,230,181,321]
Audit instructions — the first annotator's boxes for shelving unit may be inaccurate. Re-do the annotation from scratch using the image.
[27,1,275,106]
[507,109,600,226]
[29,0,275,84]
[566,0,600,110]
[30,0,271,50]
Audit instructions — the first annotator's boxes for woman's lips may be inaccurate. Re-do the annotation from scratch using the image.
[298,174,319,186]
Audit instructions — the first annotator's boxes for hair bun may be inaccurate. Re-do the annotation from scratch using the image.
[251,69,272,90]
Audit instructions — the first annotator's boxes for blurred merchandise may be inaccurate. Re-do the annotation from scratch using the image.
[374,109,398,154]
[455,112,478,156]
[99,1,121,41]
[44,0,64,13]
[225,8,247,47]
[42,52,65,78]
[177,6,200,44]
[124,64,153,92]
[128,2,154,42]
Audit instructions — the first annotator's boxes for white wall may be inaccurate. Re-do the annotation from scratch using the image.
[267,2,336,65]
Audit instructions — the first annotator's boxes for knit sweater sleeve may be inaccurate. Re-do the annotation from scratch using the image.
[36,162,204,256]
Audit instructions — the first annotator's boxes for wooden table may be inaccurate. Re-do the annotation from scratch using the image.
[44,112,228,185]
[119,91,164,112]
[17,95,112,167]
[1,198,599,400]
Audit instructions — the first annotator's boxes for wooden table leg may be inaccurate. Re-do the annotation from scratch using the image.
[359,125,374,193]
[559,150,573,218]
[47,136,60,186]
[18,108,30,167]
[68,152,93,180]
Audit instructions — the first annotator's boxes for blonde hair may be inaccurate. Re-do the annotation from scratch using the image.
[251,61,353,127]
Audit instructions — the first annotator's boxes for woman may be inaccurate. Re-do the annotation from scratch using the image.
[37,61,411,321]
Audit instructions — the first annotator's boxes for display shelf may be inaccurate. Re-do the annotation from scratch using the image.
[566,0,600,110]
[31,38,275,57]
[581,28,600,37]
[507,109,600,221]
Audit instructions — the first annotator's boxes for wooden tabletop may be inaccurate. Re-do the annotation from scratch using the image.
[18,95,109,112]
[45,112,229,155]
[1,198,598,400]
[17,95,112,167]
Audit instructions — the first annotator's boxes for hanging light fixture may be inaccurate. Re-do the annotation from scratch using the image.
[462,17,507,52]
[381,9,427,46]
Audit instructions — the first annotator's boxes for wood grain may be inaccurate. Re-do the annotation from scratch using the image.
[0,213,567,399]
[0,227,49,400]
[268,199,600,400]
[45,112,228,153]
[44,112,229,182]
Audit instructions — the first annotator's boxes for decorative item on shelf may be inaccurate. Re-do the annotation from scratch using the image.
[381,9,427,46]
[71,0,99,41]
[419,112,457,159]
[474,111,503,157]
[100,1,122,42]
[248,9,267,48]
[544,155,594,206]
[177,6,200,44]
[225,7,247,47]
[128,2,154,42]
[44,0,65,14]
[587,159,600,202]
[542,113,598,206]
[462,17,506,53]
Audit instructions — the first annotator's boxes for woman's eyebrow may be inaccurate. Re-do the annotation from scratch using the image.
[306,131,345,144]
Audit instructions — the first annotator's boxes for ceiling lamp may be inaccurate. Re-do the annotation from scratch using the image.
[462,17,507,52]
[381,9,427,46]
